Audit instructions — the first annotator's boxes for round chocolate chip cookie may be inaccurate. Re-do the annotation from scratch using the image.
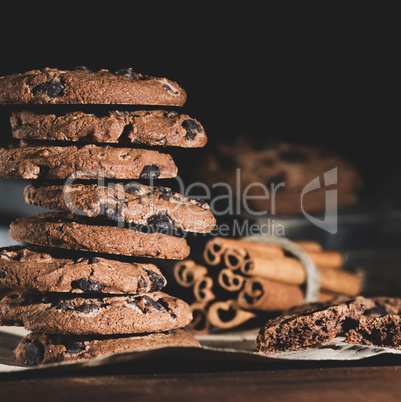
[14,329,201,366]
[0,143,177,180]
[0,67,186,106]
[11,109,207,148]
[0,246,166,294]
[9,212,190,259]
[24,182,216,233]
[0,291,193,335]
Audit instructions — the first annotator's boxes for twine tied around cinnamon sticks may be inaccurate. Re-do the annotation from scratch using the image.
[174,236,362,334]
[241,235,320,303]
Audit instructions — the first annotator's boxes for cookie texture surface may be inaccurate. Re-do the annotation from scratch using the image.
[256,296,373,354]
[11,109,207,148]
[14,329,200,365]
[0,67,186,106]
[0,291,192,335]
[0,143,177,180]
[197,137,363,215]
[345,297,401,349]
[24,183,216,233]
[0,246,166,294]
[9,212,190,259]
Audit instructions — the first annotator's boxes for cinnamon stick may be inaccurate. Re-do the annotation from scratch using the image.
[203,237,283,266]
[318,266,361,296]
[223,247,247,271]
[174,260,208,287]
[237,277,337,312]
[241,253,305,283]
[188,302,210,334]
[240,254,361,295]
[293,241,322,252]
[217,269,245,292]
[223,245,284,271]
[193,276,216,303]
[238,277,304,311]
[207,300,256,329]
[304,251,343,269]
[221,241,341,271]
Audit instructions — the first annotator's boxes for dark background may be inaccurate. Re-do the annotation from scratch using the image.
[0,3,400,293]
[0,3,398,202]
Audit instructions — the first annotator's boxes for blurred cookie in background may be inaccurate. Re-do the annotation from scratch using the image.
[196,137,363,216]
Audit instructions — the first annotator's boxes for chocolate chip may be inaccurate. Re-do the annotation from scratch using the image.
[163,111,178,118]
[126,298,145,314]
[342,317,360,332]
[55,302,73,311]
[114,110,130,117]
[114,68,138,80]
[184,130,197,141]
[1,253,15,261]
[25,341,45,366]
[364,306,389,317]
[147,212,174,230]
[157,186,173,201]
[126,298,145,313]
[194,198,207,208]
[182,119,202,141]
[71,278,105,293]
[156,186,171,194]
[65,341,86,354]
[72,66,93,73]
[279,150,308,163]
[139,164,161,180]
[125,185,142,195]
[144,269,165,292]
[159,194,171,201]
[0,272,5,279]
[76,303,101,315]
[157,299,176,319]
[138,275,148,288]
[88,257,100,264]
[142,295,166,312]
[163,83,178,94]
[102,203,123,222]
[32,78,65,98]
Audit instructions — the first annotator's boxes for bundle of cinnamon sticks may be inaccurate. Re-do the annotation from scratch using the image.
[173,237,362,334]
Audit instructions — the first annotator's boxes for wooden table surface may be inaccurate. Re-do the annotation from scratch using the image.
[2,363,401,401]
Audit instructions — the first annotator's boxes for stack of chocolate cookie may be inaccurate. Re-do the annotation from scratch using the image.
[0,67,216,365]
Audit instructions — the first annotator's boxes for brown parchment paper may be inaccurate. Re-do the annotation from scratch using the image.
[2,326,401,377]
